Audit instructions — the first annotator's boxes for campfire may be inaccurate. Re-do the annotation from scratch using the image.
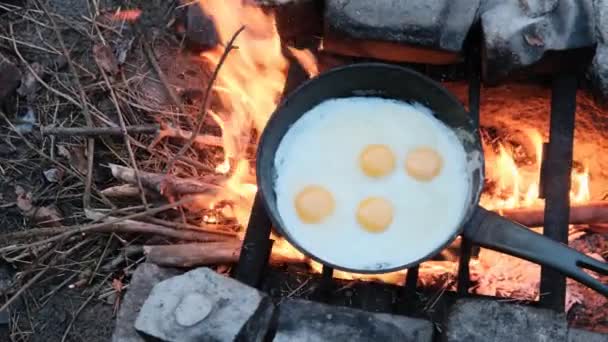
[1,0,608,339]
[155,0,607,301]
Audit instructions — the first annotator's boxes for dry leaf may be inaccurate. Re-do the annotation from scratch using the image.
[93,44,119,76]
[15,185,33,212]
[57,145,87,175]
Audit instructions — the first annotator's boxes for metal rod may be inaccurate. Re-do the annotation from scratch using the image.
[316,265,334,302]
[539,72,577,311]
[457,237,473,295]
[457,27,481,295]
[539,142,549,199]
[233,192,274,288]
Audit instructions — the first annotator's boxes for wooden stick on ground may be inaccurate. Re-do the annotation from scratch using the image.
[109,163,224,195]
[36,0,96,208]
[41,125,159,137]
[143,242,308,268]
[500,201,608,227]
[85,210,237,240]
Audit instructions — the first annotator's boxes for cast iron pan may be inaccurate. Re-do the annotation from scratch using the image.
[256,63,608,296]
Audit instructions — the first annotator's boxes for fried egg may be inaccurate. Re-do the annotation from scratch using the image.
[274,97,471,271]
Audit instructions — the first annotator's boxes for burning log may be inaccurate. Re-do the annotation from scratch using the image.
[500,201,608,227]
[144,242,309,268]
[108,163,223,195]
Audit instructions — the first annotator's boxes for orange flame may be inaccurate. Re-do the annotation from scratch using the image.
[197,0,288,226]
[480,129,590,211]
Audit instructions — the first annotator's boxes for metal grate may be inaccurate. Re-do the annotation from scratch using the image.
[233,34,577,312]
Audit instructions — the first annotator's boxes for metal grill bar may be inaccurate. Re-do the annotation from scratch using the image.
[457,29,481,295]
[539,73,577,311]
[234,192,274,287]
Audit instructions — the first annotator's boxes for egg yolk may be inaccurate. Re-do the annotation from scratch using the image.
[359,144,396,178]
[294,185,335,223]
[356,197,393,233]
[405,146,443,181]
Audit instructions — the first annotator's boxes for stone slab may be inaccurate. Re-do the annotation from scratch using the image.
[481,0,595,81]
[274,299,434,342]
[444,299,567,342]
[135,267,273,342]
[325,0,480,52]
[112,263,180,342]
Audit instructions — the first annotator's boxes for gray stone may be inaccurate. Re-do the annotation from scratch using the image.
[112,263,180,342]
[481,0,595,81]
[174,293,213,327]
[590,45,608,101]
[325,0,481,52]
[444,299,567,342]
[274,299,434,342]
[590,0,608,101]
[594,0,608,43]
[135,267,273,342]
[568,328,608,342]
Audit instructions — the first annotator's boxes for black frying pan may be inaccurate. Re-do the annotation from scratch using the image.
[256,63,608,295]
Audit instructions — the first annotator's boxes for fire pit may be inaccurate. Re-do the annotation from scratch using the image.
[1,0,607,341]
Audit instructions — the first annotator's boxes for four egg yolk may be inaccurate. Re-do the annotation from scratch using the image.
[359,144,395,178]
[405,146,443,182]
[356,197,394,233]
[294,185,335,223]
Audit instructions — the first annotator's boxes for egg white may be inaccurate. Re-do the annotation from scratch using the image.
[274,97,471,271]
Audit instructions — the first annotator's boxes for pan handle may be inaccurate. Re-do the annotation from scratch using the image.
[463,206,608,296]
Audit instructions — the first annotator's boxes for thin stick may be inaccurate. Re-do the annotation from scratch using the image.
[139,30,186,127]
[61,273,113,342]
[8,24,82,107]
[41,125,158,136]
[36,0,95,208]
[163,26,246,174]
[0,197,195,254]
[84,210,236,242]
[0,112,114,207]
[109,163,223,195]
[0,237,90,312]
[95,46,148,208]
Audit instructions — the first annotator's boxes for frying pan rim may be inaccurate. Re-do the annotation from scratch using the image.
[255,62,483,274]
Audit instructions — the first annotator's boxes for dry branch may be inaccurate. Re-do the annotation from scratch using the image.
[144,242,241,267]
[101,184,150,198]
[500,201,608,227]
[41,125,158,137]
[85,210,236,241]
[109,163,223,195]
[143,242,308,268]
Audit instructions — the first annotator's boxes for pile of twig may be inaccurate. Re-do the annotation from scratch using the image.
[0,1,254,338]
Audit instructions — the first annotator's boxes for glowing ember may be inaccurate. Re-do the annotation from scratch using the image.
[110,8,142,22]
